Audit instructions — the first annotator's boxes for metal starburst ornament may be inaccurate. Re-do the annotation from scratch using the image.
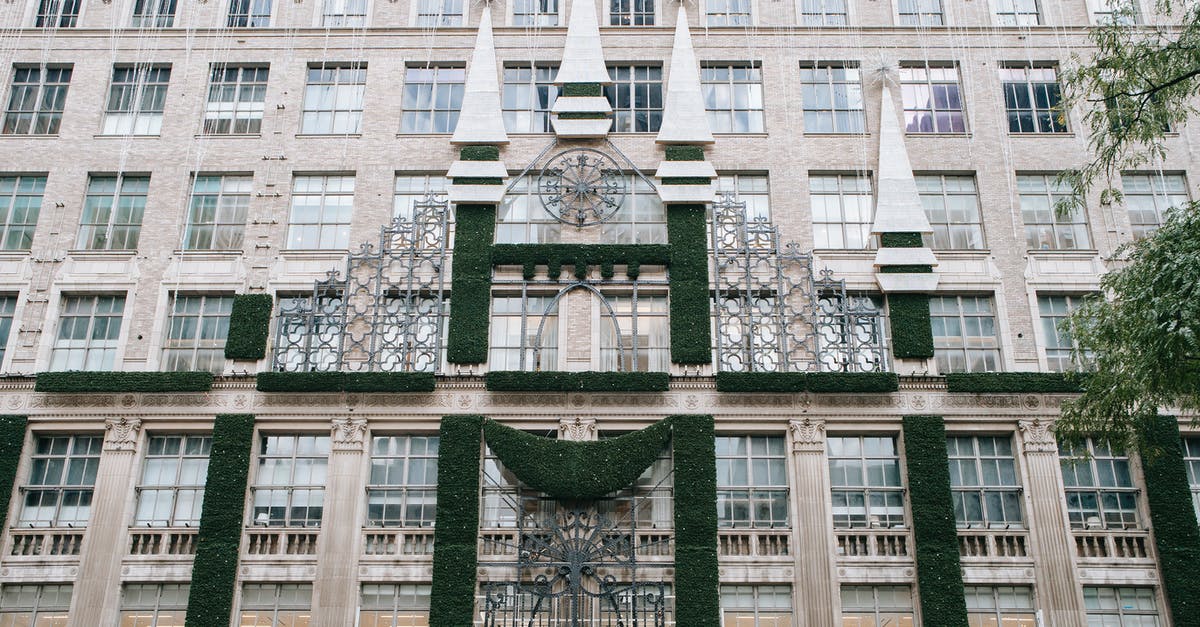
[538,148,627,227]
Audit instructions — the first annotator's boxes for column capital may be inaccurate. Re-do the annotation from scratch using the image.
[558,416,597,441]
[103,417,141,452]
[1019,419,1058,454]
[789,418,826,453]
[331,416,368,452]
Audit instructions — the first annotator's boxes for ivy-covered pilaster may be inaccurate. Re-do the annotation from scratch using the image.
[1138,415,1200,627]
[889,293,935,359]
[446,204,495,364]
[0,416,27,531]
[429,415,484,627]
[672,414,719,626]
[667,204,712,364]
[224,294,273,361]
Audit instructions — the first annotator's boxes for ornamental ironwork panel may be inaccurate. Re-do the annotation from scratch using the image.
[271,196,449,372]
[710,194,887,373]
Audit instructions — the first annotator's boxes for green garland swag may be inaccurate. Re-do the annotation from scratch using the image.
[0,416,27,531]
[1138,416,1200,627]
[224,294,274,360]
[429,415,484,627]
[889,294,935,359]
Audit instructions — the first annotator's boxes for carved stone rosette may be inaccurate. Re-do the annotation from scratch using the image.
[103,417,142,452]
[789,418,826,453]
[1019,419,1058,453]
[558,416,598,441]
[331,416,369,452]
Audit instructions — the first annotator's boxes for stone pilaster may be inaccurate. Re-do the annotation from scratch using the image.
[1018,419,1086,627]
[788,418,838,627]
[67,417,142,627]
[558,416,597,441]
[312,416,368,626]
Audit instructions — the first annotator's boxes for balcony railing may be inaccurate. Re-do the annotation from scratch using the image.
[835,529,910,559]
[476,529,674,559]
[128,528,197,557]
[1073,530,1153,561]
[362,528,435,557]
[6,528,84,559]
[718,530,791,559]
[243,527,319,557]
[957,529,1029,559]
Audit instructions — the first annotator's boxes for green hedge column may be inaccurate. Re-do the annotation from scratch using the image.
[447,206,495,364]
[429,415,484,627]
[224,294,274,361]
[889,294,935,359]
[0,416,27,531]
[1139,416,1200,627]
[671,414,720,626]
[667,206,712,364]
[902,415,968,627]
[186,414,256,627]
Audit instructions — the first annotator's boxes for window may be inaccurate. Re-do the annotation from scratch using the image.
[1090,0,1141,25]
[35,0,80,27]
[965,586,1036,627]
[1184,438,1200,521]
[840,586,915,626]
[828,435,904,529]
[1038,295,1088,372]
[1018,173,1090,250]
[1084,587,1160,626]
[131,0,177,27]
[716,436,788,528]
[916,174,983,249]
[239,584,312,625]
[251,435,330,527]
[0,175,45,250]
[512,0,558,25]
[1001,65,1066,133]
[496,177,562,243]
[360,584,431,626]
[134,435,211,527]
[287,175,354,250]
[3,66,71,135]
[273,290,344,372]
[720,585,793,627]
[0,297,15,365]
[0,585,72,625]
[897,0,943,25]
[601,175,667,244]
[502,65,557,133]
[321,0,367,26]
[367,435,438,527]
[606,65,663,133]
[799,0,847,25]
[184,175,251,250]
[18,435,101,527]
[102,65,170,136]
[947,435,1023,528]
[599,295,669,371]
[50,295,125,371]
[119,584,189,626]
[900,63,964,133]
[929,295,1000,374]
[702,64,764,133]
[393,174,448,219]
[300,64,365,134]
[400,65,464,134]
[415,0,463,25]
[203,65,268,135]
[77,174,148,250]
[1060,439,1139,530]
[993,0,1040,25]
[810,173,873,249]
[799,62,864,133]
[715,174,771,222]
[1121,172,1188,239]
[705,0,751,26]
[228,0,271,26]
[611,0,653,25]
[162,295,233,373]
[488,295,558,370]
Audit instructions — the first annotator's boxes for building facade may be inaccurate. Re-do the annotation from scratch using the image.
[0,0,1196,625]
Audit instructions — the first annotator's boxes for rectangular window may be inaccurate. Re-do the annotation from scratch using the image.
[367,435,438,527]
[1184,437,1200,521]
[18,435,101,527]
[606,65,663,133]
[715,174,771,223]
[701,63,764,133]
[799,0,847,25]
[897,0,943,25]
[929,295,1000,374]
[947,435,1023,528]
[415,0,464,25]
[496,178,562,244]
[827,435,904,529]
[705,0,752,26]
[50,295,125,371]
[3,66,71,135]
[131,0,177,27]
[716,436,789,528]
[239,584,312,625]
[393,174,448,219]
[900,62,964,133]
[184,174,251,250]
[1038,295,1088,372]
[300,64,365,135]
[502,65,557,134]
[400,65,465,134]
[228,0,271,26]
[35,0,81,27]
[1018,173,1090,250]
[0,175,45,250]
[488,295,558,370]
[1121,172,1188,239]
[720,585,793,626]
[287,174,354,250]
[512,0,559,25]
[1090,0,1141,25]
[203,65,268,135]
[161,294,233,373]
[601,175,667,244]
[360,584,431,626]
[322,0,367,26]
[251,435,330,527]
[611,0,653,25]
[965,586,1037,627]
[102,65,170,136]
[810,173,873,249]
[134,435,211,527]
[840,586,915,625]
[599,295,669,371]
[1001,64,1066,133]
[0,296,15,365]
[1060,439,1139,530]
[273,290,343,372]
[77,174,148,250]
[1084,587,1160,625]
[993,0,1040,25]
[0,585,72,624]
[800,62,864,133]
[916,174,983,249]
[120,584,189,626]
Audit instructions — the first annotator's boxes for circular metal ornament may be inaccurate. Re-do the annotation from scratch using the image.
[537,148,627,226]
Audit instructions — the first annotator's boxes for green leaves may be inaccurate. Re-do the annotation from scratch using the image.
[224,294,273,361]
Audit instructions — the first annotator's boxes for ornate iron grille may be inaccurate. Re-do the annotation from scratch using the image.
[710,194,887,373]
[272,196,449,373]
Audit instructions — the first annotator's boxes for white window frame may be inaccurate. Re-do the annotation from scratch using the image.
[1184,437,1200,522]
[319,0,369,27]
[595,293,669,371]
[894,0,944,25]
[286,174,355,250]
[1018,173,1091,250]
[18,434,102,527]
[1060,439,1141,530]
[183,174,252,251]
[3,65,72,136]
[1001,64,1068,134]
[809,172,874,250]
[915,173,984,250]
[359,584,431,626]
[899,62,966,134]
[0,584,72,624]
[101,64,170,136]
[701,62,765,134]
[120,584,189,626]
[929,294,1001,374]
[827,435,905,529]
[410,0,464,26]
[1083,587,1161,625]
[840,585,916,624]
[250,434,331,527]
[299,63,366,135]
[797,0,848,26]
[0,175,46,250]
[715,435,790,529]
[133,434,212,527]
[129,0,177,27]
[399,65,466,134]
[990,0,1041,26]
[606,64,664,134]
[947,435,1025,528]
[203,64,268,135]
[161,294,233,373]
[77,173,148,251]
[32,0,83,27]
[1036,294,1088,372]
[238,583,313,625]
[1120,171,1188,240]
[509,0,558,26]
[227,0,272,27]
[799,61,865,134]
[1087,0,1142,25]
[964,586,1038,626]
[609,0,655,25]
[702,0,755,26]
[720,585,794,626]
[502,63,558,134]
[366,435,439,527]
[49,294,127,371]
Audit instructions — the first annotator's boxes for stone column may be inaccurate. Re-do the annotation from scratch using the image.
[312,416,368,626]
[67,417,142,627]
[1019,419,1086,627]
[788,418,839,627]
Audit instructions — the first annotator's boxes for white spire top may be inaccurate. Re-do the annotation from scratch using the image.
[451,4,508,145]
[871,83,932,234]
[555,0,610,85]
[656,5,713,144]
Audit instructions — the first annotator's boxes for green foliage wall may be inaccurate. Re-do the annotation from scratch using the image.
[186,414,255,627]
[671,414,720,626]
[1138,415,1200,627]
[0,416,27,532]
[429,415,484,627]
[890,294,935,359]
[944,373,1084,394]
[880,232,924,248]
[35,371,213,393]
[902,415,969,627]
[255,371,436,393]
[224,294,273,361]
[447,204,496,364]
[667,204,712,364]
[484,371,669,392]
[714,371,899,393]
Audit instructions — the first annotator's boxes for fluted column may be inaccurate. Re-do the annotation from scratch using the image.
[67,417,142,627]
[788,418,838,627]
[1019,419,1086,627]
[312,416,368,626]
